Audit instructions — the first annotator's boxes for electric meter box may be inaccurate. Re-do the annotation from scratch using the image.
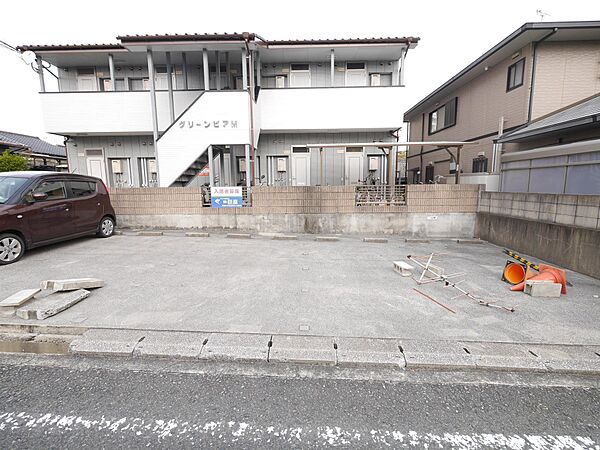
[239,158,246,172]
[111,159,123,174]
[148,159,157,174]
[368,156,379,171]
[277,157,287,172]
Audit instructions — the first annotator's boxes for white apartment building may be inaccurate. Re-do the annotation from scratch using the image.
[19,32,418,188]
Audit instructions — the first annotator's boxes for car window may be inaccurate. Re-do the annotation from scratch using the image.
[0,177,29,204]
[68,180,97,198]
[27,180,67,202]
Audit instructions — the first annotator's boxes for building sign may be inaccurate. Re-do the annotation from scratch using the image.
[211,186,243,208]
[178,120,238,129]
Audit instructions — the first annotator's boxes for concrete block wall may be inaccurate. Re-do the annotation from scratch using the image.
[406,184,480,213]
[110,184,481,216]
[479,192,600,230]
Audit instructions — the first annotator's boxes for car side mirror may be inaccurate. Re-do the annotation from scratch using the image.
[32,192,48,202]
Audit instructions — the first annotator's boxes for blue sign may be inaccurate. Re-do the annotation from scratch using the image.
[211,186,243,208]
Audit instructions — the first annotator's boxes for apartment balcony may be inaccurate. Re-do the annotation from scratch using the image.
[257,86,405,133]
[40,90,203,135]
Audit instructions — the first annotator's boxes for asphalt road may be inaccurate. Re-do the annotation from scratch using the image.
[1,358,599,449]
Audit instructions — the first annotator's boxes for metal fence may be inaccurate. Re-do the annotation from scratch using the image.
[201,186,251,207]
[355,185,407,206]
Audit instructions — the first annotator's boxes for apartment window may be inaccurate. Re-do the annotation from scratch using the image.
[472,155,488,173]
[507,58,525,91]
[290,64,311,87]
[428,97,457,134]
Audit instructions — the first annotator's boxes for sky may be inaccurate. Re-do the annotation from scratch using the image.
[1,0,599,145]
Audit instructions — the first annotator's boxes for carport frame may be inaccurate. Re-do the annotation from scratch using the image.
[294,141,478,186]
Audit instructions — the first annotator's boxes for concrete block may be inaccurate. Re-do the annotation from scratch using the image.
[202,333,270,362]
[137,231,163,236]
[269,335,335,365]
[400,340,476,369]
[272,235,298,241]
[524,280,562,297]
[226,233,252,239]
[393,261,414,277]
[185,232,210,238]
[574,215,598,230]
[133,331,207,359]
[16,289,90,320]
[459,341,546,371]
[41,278,104,292]
[363,237,388,243]
[314,236,339,242]
[0,288,41,308]
[70,329,145,357]
[528,345,600,374]
[335,337,404,368]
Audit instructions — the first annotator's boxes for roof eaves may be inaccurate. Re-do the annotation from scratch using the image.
[403,21,600,120]
[117,32,254,43]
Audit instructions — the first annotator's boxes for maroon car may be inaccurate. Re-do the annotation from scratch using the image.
[0,171,116,265]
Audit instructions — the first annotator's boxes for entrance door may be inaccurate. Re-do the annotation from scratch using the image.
[290,64,311,88]
[86,152,107,184]
[345,62,367,87]
[77,76,97,91]
[292,149,311,186]
[345,148,364,185]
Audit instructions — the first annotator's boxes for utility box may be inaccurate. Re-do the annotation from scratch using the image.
[111,159,123,174]
[368,156,379,171]
[148,159,157,174]
[239,158,246,173]
[277,157,287,172]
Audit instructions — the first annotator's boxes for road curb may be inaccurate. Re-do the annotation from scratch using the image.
[56,329,600,375]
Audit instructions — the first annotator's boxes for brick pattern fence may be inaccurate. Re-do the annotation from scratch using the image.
[479,192,600,230]
[109,184,481,216]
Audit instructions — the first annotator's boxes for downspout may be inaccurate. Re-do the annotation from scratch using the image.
[527,28,558,122]
[419,112,425,183]
[243,33,256,187]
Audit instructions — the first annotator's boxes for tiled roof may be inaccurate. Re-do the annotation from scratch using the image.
[117,32,253,42]
[498,94,600,142]
[267,37,419,45]
[17,43,124,52]
[0,131,66,158]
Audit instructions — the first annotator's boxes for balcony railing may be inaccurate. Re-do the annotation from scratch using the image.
[355,185,406,206]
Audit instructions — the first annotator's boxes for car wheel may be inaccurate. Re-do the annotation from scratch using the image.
[97,216,115,238]
[0,233,25,265]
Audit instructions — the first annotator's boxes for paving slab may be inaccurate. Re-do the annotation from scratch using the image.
[70,329,146,357]
[137,231,163,236]
[335,337,404,368]
[363,238,388,243]
[0,289,41,308]
[41,278,104,292]
[269,335,335,365]
[202,333,270,362]
[400,340,476,369]
[314,236,339,242]
[528,344,600,374]
[459,341,546,371]
[185,232,210,238]
[272,235,298,241]
[16,290,90,320]
[133,331,207,359]
[226,233,252,239]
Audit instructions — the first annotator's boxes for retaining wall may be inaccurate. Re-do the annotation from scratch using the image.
[109,184,480,236]
[476,192,600,278]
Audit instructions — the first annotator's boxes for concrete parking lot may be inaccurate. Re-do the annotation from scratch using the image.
[1,232,600,346]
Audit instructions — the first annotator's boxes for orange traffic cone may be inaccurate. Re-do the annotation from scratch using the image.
[511,264,567,294]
